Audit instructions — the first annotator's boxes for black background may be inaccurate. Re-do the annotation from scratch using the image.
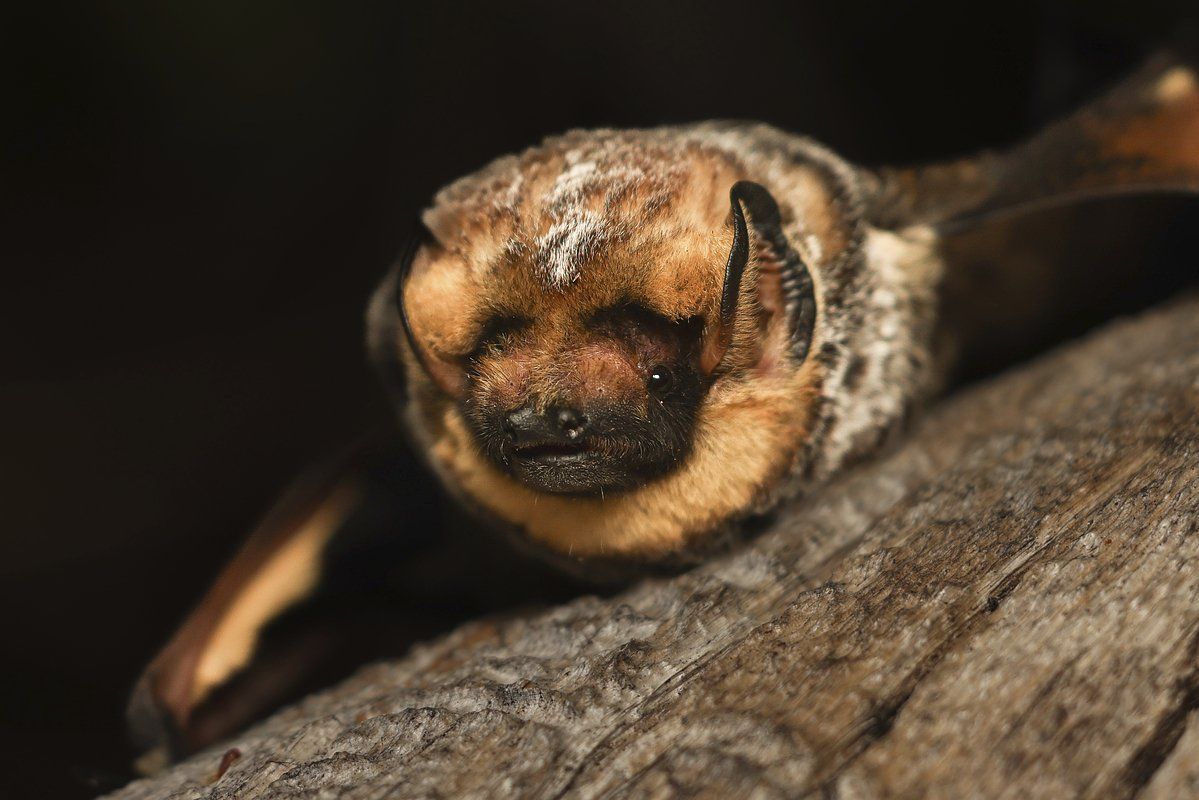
[4,2,1197,797]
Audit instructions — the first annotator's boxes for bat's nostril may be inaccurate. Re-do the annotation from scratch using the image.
[503,406,538,442]
[555,408,588,439]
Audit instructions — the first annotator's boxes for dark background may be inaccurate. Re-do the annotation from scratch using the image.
[4,2,1197,797]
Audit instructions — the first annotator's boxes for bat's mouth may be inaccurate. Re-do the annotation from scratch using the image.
[511,441,599,463]
[500,437,640,495]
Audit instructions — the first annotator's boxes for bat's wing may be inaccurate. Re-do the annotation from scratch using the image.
[871,50,1199,230]
[127,431,584,769]
[127,434,441,764]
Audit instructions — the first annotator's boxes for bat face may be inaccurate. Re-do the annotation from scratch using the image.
[401,139,738,501]
[459,296,706,495]
[401,145,748,498]
[371,128,857,561]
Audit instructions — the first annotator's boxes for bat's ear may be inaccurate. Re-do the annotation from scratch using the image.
[867,52,1199,232]
[367,224,467,401]
[701,181,817,375]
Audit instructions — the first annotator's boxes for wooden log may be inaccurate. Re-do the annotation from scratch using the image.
[107,293,1199,800]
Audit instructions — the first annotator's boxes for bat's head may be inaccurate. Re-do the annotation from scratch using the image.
[407,136,729,498]
[369,127,884,563]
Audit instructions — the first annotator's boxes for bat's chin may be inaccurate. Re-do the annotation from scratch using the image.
[501,442,649,496]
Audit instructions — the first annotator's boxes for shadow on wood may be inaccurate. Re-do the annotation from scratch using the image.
[108,293,1199,800]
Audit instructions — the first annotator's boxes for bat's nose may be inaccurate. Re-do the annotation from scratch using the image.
[553,407,588,440]
[503,405,590,446]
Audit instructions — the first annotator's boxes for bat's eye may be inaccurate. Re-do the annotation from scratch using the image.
[471,314,529,358]
[648,365,674,394]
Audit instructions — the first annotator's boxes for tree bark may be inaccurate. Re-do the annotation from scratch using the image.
[108,294,1199,800]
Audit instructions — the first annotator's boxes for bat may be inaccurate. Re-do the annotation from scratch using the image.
[129,51,1199,763]
[372,52,1199,567]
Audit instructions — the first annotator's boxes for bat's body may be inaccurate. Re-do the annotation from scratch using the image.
[131,54,1199,759]
[369,56,1199,568]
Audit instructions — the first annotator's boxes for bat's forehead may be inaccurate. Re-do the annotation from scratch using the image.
[426,131,732,275]
[408,127,850,356]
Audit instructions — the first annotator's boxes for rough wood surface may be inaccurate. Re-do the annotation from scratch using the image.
[108,295,1199,800]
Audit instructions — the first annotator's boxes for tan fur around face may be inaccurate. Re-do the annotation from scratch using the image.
[430,356,823,558]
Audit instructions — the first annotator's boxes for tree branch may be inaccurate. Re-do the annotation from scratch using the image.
[108,293,1199,800]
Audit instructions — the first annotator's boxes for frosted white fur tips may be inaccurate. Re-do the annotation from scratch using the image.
[534,209,609,288]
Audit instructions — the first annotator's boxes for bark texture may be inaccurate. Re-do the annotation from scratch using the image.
[109,295,1199,800]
